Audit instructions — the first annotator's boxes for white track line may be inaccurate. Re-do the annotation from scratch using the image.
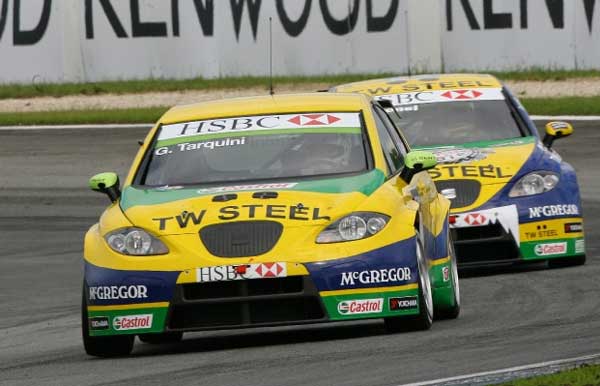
[0,116,598,131]
[397,353,600,386]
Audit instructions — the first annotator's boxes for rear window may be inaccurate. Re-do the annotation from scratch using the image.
[378,88,525,147]
[139,112,369,186]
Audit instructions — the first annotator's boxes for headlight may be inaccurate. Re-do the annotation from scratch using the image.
[316,212,389,243]
[105,228,169,255]
[509,171,559,197]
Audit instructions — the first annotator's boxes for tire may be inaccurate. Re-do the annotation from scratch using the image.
[435,239,461,320]
[548,254,586,268]
[81,287,134,358]
[385,237,433,333]
[138,332,183,344]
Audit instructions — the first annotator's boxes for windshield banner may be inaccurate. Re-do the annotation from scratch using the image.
[159,113,362,143]
[375,88,505,107]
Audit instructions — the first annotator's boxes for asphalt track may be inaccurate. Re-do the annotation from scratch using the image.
[0,122,599,386]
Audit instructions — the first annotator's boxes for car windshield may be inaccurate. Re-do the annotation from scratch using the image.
[140,112,369,186]
[379,88,524,147]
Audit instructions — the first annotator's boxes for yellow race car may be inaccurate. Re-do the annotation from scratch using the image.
[83,93,458,357]
[333,74,585,268]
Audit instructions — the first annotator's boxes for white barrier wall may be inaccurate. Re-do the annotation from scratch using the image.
[0,0,598,84]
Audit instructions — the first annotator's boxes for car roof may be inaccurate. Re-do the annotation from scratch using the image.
[158,93,372,124]
[332,73,503,95]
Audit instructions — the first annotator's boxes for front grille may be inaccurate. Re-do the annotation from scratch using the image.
[167,276,327,330]
[200,221,283,257]
[454,223,521,266]
[435,179,481,209]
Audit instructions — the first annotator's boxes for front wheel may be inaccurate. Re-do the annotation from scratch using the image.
[82,287,134,358]
[435,239,461,320]
[385,237,433,332]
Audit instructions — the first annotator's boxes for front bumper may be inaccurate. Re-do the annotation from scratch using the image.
[84,240,423,337]
[450,204,585,267]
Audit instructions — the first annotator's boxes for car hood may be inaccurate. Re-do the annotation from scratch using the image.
[119,169,386,235]
[417,137,537,185]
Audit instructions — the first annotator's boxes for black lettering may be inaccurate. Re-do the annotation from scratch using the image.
[242,204,262,218]
[312,208,331,221]
[496,167,512,178]
[192,0,214,36]
[446,0,481,30]
[443,165,458,178]
[152,217,173,231]
[584,0,595,33]
[484,0,512,29]
[256,116,279,128]
[458,80,476,87]
[13,0,52,45]
[208,120,227,132]
[266,205,286,219]
[366,0,398,32]
[85,0,128,39]
[231,118,252,130]
[290,206,309,220]
[230,0,262,41]
[545,0,564,29]
[0,0,8,41]
[479,165,496,178]
[219,206,240,220]
[214,267,224,281]
[461,165,478,177]
[439,82,456,88]
[320,0,359,35]
[476,81,494,87]
[428,168,442,179]
[131,0,167,37]
[520,0,527,28]
[171,0,179,36]
[367,86,391,95]
[175,210,206,228]
[400,85,420,92]
[276,0,311,37]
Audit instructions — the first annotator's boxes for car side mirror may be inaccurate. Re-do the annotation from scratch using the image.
[543,121,573,148]
[89,172,121,203]
[400,151,438,183]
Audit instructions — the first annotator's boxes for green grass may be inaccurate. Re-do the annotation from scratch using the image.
[1,70,599,100]
[1,96,598,126]
[498,363,600,386]
[0,74,395,100]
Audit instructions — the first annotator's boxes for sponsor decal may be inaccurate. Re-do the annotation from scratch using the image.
[337,298,383,315]
[524,224,559,240]
[575,239,585,254]
[196,262,287,283]
[564,222,584,233]
[452,205,520,244]
[374,88,504,106]
[428,164,512,179]
[89,285,148,300]
[152,204,330,230]
[442,266,450,282]
[431,148,495,164]
[159,113,361,141]
[89,316,109,331]
[197,183,297,194]
[389,296,418,311]
[464,212,487,226]
[155,137,246,156]
[340,267,411,287]
[113,314,153,331]
[534,242,567,256]
[529,205,580,219]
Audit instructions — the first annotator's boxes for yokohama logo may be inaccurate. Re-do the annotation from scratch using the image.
[113,314,153,330]
[337,298,383,315]
[534,242,567,256]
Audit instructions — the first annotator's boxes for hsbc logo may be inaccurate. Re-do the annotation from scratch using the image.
[287,114,341,126]
[441,89,483,100]
[196,262,287,283]
[113,314,153,331]
[464,213,487,226]
[535,242,567,256]
[337,298,383,315]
